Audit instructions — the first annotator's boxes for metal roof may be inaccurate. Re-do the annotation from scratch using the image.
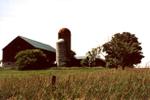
[19,36,56,52]
[75,56,86,59]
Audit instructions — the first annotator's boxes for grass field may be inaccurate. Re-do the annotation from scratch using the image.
[0,67,150,99]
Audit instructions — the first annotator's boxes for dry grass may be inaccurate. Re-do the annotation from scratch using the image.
[0,68,150,99]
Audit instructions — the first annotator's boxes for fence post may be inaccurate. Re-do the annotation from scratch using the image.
[52,75,56,91]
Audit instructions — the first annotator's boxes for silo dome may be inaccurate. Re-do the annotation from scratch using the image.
[58,28,71,39]
[58,28,71,51]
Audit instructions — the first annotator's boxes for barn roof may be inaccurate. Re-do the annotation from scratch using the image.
[18,36,56,52]
[75,56,105,61]
[75,56,86,59]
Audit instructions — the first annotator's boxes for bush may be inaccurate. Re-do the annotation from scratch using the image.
[15,49,50,70]
[80,58,89,67]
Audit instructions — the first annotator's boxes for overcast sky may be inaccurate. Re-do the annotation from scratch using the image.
[0,0,150,67]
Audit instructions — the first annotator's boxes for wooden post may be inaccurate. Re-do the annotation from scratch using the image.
[52,75,56,91]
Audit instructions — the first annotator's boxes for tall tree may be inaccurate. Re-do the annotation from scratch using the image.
[103,32,144,69]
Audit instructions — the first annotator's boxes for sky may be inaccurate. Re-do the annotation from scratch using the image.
[0,0,150,67]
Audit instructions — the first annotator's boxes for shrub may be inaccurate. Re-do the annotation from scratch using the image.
[80,58,89,67]
[15,49,50,70]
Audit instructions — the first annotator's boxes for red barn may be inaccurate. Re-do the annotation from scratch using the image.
[2,36,56,67]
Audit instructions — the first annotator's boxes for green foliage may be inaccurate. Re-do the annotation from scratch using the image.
[103,32,144,69]
[0,68,150,99]
[80,58,89,66]
[15,49,50,70]
[85,47,103,67]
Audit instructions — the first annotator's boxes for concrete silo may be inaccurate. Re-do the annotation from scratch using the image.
[56,39,67,66]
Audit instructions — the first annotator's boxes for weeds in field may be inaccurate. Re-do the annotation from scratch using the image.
[0,68,150,99]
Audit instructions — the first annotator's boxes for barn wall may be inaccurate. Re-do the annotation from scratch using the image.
[43,50,56,65]
[2,37,34,67]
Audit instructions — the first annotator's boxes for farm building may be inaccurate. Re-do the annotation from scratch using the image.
[2,28,106,68]
[2,36,56,67]
[75,56,106,67]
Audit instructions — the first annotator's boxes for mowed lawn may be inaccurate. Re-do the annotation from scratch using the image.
[0,67,150,99]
